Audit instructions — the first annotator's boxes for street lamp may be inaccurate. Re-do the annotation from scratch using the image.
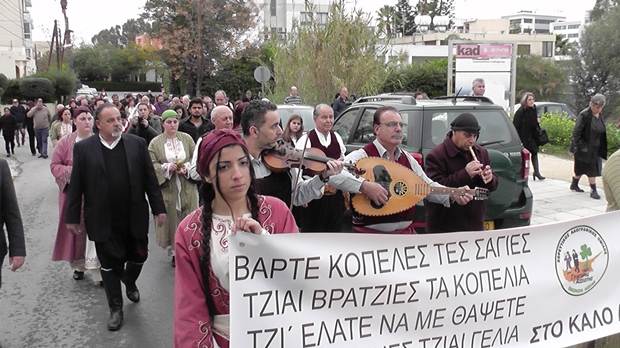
[433,16,450,32]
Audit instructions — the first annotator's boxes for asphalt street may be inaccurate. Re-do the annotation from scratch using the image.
[0,141,611,348]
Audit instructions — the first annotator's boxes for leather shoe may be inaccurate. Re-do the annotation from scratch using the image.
[591,190,601,200]
[126,289,140,303]
[37,154,43,158]
[107,308,124,331]
[73,271,85,280]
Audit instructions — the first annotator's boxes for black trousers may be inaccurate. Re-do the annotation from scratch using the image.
[4,135,15,154]
[26,126,36,155]
[95,226,148,277]
[301,191,344,232]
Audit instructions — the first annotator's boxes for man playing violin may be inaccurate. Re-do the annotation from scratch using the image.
[294,104,355,232]
[240,100,343,213]
[329,106,473,234]
[425,112,498,233]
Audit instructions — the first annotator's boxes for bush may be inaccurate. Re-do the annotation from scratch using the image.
[607,124,620,155]
[540,112,574,149]
[0,73,7,99]
[1,79,23,103]
[31,70,77,103]
[87,81,161,92]
[19,78,55,102]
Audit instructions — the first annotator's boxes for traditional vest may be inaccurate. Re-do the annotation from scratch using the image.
[352,143,416,226]
[308,130,340,159]
[255,170,293,207]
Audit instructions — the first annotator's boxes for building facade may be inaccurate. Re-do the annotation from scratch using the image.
[262,0,332,39]
[0,0,36,78]
[550,21,582,44]
[502,10,565,34]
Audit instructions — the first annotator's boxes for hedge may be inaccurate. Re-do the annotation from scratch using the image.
[1,79,22,103]
[87,81,162,92]
[20,78,55,102]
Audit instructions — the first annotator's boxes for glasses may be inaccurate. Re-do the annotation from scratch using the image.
[380,122,405,128]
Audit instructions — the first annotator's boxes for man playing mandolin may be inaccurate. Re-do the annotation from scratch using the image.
[425,112,498,233]
[331,106,473,234]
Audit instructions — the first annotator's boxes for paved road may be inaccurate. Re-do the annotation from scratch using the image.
[0,143,611,348]
[0,143,175,348]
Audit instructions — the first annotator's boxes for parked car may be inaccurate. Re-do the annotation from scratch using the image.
[516,102,576,120]
[277,104,315,132]
[333,94,533,233]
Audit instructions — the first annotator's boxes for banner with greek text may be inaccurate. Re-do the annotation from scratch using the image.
[229,211,620,348]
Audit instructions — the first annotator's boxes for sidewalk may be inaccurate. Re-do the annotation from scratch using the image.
[530,154,608,225]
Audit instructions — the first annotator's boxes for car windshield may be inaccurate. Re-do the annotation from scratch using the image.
[277,106,315,131]
[428,109,514,146]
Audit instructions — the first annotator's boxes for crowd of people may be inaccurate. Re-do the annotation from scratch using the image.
[2,86,620,348]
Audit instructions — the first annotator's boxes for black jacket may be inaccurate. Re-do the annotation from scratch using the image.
[65,134,166,242]
[9,105,26,123]
[178,117,214,143]
[570,107,608,163]
[0,159,25,288]
[513,105,539,154]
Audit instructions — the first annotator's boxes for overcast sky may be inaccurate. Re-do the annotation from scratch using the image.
[30,0,596,43]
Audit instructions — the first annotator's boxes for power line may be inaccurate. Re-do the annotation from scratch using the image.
[0,23,25,41]
[0,11,23,28]
[2,0,23,15]
[0,2,22,19]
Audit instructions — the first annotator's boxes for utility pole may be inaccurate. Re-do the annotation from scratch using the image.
[48,20,58,70]
[195,0,204,97]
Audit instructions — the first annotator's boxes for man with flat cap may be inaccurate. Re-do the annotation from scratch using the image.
[424,112,498,233]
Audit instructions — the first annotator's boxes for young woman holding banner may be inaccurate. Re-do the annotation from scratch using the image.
[173,129,298,348]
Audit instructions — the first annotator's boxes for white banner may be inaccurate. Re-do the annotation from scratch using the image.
[229,211,620,348]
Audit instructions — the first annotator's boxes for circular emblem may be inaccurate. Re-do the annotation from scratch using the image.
[393,181,408,196]
[555,225,609,296]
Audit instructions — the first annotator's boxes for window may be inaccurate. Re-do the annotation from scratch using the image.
[568,24,580,29]
[300,12,328,26]
[299,12,310,26]
[517,44,531,55]
[26,49,31,57]
[352,109,377,143]
[554,25,566,30]
[270,0,276,16]
[535,19,555,25]
[523,19,533,23]
[542,41,553,57]
[429,110,513,146]
[332,109,359,142]
[24,22,31,39]
[568,33,579,38]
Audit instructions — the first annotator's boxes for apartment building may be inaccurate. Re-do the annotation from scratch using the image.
[0,0,36,78]
[262,0,332,39]
[502,10,565,34]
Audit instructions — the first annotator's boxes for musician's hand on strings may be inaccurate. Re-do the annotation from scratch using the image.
[465,161,483,178]
[481,165,493,184]
[322,160,344,179]
[450,186,473,206]
[361,181,389,206]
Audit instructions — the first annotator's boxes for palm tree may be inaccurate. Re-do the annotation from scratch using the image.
[376,5,395,37]
[555,34,571,55]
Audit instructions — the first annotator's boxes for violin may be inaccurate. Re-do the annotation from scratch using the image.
[263,142,361,176]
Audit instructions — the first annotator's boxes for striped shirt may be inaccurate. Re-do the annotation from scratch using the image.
[603,149,620,211]
[284,95,302,104]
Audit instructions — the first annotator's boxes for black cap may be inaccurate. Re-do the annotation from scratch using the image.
[450,113,480,133]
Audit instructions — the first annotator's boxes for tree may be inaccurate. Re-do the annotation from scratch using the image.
[72,46,111,81]
[591,0,619,21]
[91,19,152,47]
[31,69,77,103]
[571,5,620,116]
[376,5,395,37]
[419,0,455,30]
[0,73,7,99]
[142,0,260,96]
[1,79,22,104]
[554,34,572,55]
[268,0,399,105]
[394,0,416,36]
[20,78,55,102]
[381,59,448,98]
[579,244,592,270]
[516,55,567,102]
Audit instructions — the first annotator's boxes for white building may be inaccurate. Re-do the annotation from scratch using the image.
[502,10,565,34]
[0,0,36,78]
[549,21,582,43]
[262,0,332,39]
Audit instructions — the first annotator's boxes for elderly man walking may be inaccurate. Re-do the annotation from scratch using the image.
[26,99,52,158]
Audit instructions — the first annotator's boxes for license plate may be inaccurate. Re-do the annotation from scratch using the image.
[484,221,495,230]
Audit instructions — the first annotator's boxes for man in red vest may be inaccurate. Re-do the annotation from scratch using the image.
[329,106,473,234]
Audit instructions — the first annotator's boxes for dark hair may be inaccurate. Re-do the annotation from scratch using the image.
[373,106,398,125]
[198,144,260,316]
[172,104,188,119]
[413,91,424,99]
[3,107,9,112]
[189,98,203,109]
[233,102,248,129]
[282,114,304,144]
[120,110,127,119]
[94,102,118,121]
[240,100,277,136]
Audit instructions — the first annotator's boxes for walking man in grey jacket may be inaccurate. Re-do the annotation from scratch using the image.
[26,99,52,158]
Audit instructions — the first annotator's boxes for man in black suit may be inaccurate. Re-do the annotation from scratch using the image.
[0,159,25,290]
[65,103,166,331]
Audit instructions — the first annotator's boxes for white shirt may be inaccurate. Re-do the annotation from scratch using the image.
[188,136,202,181]
[99,134,122,150]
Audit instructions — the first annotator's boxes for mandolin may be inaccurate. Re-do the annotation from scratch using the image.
[350,157,489,217]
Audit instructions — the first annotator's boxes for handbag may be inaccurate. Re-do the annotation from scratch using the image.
[535,126,549,146]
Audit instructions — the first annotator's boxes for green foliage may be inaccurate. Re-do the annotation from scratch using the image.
[381,59,448,98]
[91,18,151,47]
[606,124,620,155]
[394,0,416,35]
[202,52,262,101]
[1,79,23,103]
[87,81,162,92]
[0,73,7,98]
[269,0,397,105]
[540,112,575,149]
[30,69,77,103]
[516,55,567,102]
[72,46,111,81]
[19,78,55,102]
[571,5,620,117]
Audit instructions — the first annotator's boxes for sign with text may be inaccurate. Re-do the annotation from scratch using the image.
[229,211,620,348]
